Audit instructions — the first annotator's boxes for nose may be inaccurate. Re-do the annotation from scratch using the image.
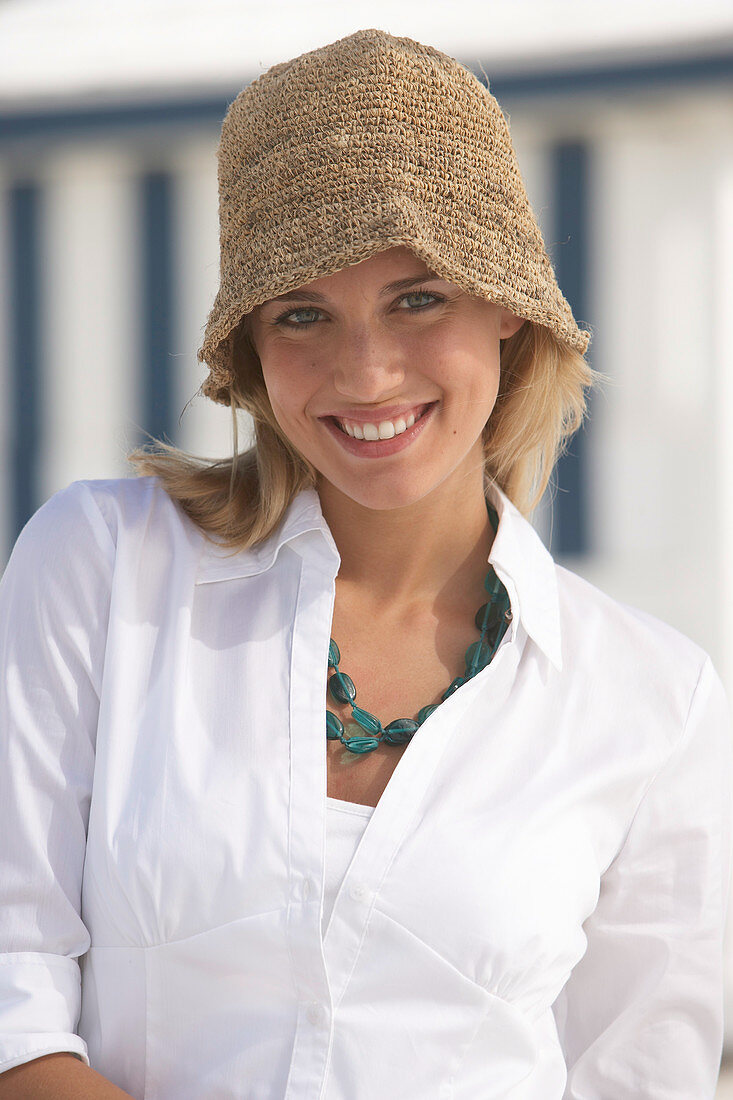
[331,327,407,403]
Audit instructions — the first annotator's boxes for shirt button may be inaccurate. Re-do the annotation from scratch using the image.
[302,877,312,901]
[349,881,369,902]
[306,1002,324,1026]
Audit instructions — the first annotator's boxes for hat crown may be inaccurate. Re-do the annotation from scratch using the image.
[198,28,589,404]
[215,28,520,246]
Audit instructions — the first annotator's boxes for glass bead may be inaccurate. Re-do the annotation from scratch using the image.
[344,736,381,754]
[328,639,340,668]
[329,671,356,705]
[326,710,343,740]
[351,706,382,734]
[383,718,418,745]
[466,639,492,673]
[474,601,503,633]
[441,676,465,701]
[416,704,438,725]
[484,570,502,597]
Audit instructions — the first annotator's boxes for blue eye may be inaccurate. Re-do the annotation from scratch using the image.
[272,288,442,328]
[398,290,440,310]
[274,307,320,327]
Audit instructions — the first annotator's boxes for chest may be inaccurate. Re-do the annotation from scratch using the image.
[324,605,485,807]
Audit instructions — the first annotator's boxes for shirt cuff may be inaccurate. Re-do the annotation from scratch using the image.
[0,952,89,1072]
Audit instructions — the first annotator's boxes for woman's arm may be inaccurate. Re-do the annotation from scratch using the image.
[0,484,115,1073]
[0,1054,133,1098]
[551,655,733,1098]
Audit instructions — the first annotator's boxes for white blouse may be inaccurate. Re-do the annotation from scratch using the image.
[0,475,731,1099]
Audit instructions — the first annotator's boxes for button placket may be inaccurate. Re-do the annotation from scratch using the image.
[284,551,338,1099]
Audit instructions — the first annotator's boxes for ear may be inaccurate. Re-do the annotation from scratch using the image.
[499,309,526,340]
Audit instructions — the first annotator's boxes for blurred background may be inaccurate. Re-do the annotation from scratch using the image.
[2,0,733,1082]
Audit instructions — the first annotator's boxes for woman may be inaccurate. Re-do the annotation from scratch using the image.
[0,27,730,1100]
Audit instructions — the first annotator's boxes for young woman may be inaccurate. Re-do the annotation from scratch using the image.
[0,28,730,1100]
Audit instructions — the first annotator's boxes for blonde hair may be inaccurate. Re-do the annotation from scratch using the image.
[127,311,598,552]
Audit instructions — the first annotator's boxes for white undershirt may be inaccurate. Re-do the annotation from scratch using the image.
[323,796,374,935]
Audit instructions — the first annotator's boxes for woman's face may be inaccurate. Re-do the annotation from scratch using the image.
[248,246,525,512]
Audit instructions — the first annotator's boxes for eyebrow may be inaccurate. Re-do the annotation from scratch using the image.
[266,273,442,305]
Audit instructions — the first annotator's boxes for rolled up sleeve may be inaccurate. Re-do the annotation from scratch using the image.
[552,656,733,1099]
[0,482,114,1072]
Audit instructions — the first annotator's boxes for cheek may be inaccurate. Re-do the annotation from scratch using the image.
[260,358,310,423]
[447,356,501,415]
[426,323,500,389]
[487,363,502,402]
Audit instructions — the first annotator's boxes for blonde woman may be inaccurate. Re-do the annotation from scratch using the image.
[0,28,730,1100]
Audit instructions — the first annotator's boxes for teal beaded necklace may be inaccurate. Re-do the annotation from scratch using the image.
[325,502,512,755]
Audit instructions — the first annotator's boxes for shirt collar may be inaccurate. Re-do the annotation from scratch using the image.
[197,483,562,672]
[485,483,563,672]
[196,487,340,583]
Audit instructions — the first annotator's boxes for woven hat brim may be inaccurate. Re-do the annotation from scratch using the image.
[198,198,590,404]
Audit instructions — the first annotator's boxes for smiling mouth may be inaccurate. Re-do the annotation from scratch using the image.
[329,403,435,440]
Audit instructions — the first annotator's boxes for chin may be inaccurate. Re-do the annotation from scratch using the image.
[319,474,434,513]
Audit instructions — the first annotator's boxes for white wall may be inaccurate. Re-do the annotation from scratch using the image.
[581,90,731,662]
[40,146,140,494]
[170,138,247,460]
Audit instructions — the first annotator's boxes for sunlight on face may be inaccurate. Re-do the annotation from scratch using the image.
[248,246,524,514]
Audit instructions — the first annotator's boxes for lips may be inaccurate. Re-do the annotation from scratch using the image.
[324,402,434,436]
[333,406,428,440]
[320,401,437,458]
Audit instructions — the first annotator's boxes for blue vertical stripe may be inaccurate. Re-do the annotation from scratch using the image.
[549,141,591,556]
[139,171,175,445]
[8,183,42,538]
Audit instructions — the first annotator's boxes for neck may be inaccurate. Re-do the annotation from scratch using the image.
[316,469,496,613]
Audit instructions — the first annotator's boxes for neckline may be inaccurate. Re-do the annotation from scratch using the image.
[326,794,375,817]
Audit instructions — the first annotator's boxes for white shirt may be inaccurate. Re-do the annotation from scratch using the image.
[0,474,731,1099]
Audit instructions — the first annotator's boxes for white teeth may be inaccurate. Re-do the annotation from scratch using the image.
[335,406,427,440]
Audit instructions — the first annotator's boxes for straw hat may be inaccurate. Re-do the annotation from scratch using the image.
[198,27,590,404]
